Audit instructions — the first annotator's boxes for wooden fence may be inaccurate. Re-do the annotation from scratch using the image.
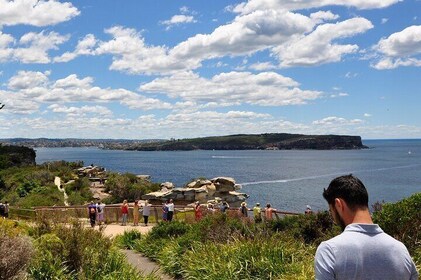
[8,205,299,224]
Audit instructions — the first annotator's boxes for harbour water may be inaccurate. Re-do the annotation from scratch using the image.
[35,139,421,213]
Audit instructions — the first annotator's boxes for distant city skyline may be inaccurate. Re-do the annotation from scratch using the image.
[1,0,420,140]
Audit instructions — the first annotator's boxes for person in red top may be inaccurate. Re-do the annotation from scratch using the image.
[194,201,202,221]
[121,199,129,226]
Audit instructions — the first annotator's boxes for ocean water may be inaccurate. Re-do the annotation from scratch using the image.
[35,139,421,213]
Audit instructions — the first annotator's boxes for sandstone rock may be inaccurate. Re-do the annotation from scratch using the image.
[160,182,174,191]
[142,177,248,206]
[211,177,236,192]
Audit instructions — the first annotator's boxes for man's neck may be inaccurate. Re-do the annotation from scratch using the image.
[349,209,373,224]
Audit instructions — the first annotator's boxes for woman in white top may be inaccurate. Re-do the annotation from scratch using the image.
[141,200,151,226]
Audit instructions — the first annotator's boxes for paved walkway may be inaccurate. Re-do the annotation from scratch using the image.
[97,224,174,280]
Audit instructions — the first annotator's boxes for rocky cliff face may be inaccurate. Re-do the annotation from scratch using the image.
[0,145,36,169]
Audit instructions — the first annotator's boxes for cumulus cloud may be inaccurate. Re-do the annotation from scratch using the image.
[273,17,373,67]
[4,71,172,111]
[249,62,277,71]
[160,15,197,30]
[0,30,69,63]
[94,26,191,75]
[373,25,421,69]
[54,34,98,62]
[232,0,401,15]
[0,0,80,27]
[140,71,321,106]
[48,104,113,117]
[312,116,364,125]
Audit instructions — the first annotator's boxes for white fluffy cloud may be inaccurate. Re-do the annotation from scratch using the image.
[48,104,113,117]
[160,15,197,30]
[274,18,373,67]
[0,0,79,27]
[312,116,364,125]
[54,34,98,63]
[373,25,421,69]
[233,0,401,15]
[0,31,69,63]
[140,71,321,106]
[3,71,172,112]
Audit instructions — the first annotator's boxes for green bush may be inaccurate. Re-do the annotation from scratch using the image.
[27,220,157,280]
[115,229,142,249]
[373,192,421,256]
[181,235,315,280]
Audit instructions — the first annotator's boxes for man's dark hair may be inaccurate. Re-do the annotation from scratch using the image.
[323,174,369,210]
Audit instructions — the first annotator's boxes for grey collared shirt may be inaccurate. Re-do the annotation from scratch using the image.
[315,224,418,280]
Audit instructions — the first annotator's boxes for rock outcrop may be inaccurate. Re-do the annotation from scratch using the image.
[142,177,248,206]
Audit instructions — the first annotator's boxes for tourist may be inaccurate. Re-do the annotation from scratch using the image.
[239,202,248,217]
[3,201,9,218]
[121,199,129,226]
[264,203,276,221]
[141,200,151,226]
[96,200,106,225]
[194,201,202,221]
[220,201,230,213]
[167,199,174,221]
[0,202,4,218]
[207,202,215,214]
[133,200,139,226]
[253,202,262,223]
[162,202,168,221]
[87,201,97,227]
[315,174,418,279]
[305,205,313,215]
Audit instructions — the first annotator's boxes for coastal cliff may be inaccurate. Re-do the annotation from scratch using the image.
[128,133,367,151]
[0,144,36,168]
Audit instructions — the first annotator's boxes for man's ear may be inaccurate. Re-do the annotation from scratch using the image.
[334,198,345,213]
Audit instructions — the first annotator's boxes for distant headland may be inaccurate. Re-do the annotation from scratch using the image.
[1,133,368,150]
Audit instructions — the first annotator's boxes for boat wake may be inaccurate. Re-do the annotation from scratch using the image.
[241,164,421,186]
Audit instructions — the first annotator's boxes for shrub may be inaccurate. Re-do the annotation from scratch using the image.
[0,219,34,280]
[181,235,315,280]
[373,192,421,256]
[115,229,142,249]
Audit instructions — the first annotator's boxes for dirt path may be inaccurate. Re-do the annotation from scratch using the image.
[97,224,174,280]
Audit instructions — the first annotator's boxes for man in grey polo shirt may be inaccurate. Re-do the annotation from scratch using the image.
[315,174,418,280]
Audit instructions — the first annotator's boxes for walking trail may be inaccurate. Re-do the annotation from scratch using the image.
[99,224,173,280]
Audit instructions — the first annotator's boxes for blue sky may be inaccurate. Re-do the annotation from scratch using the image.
[0,0,420,140]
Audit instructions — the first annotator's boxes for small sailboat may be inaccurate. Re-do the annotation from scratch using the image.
[408,150,412,155]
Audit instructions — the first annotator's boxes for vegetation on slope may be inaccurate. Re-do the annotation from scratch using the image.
[0,218,159,280]
[116,193,420,279]
[128,133,367,151]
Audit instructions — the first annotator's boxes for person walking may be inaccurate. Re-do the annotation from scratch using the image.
[87,201,97,227]
[315,174,418,280]
[121,200,129,226]
[167,199,174,222]
[141,200,151,226]
[133,200,139,226]
[253,202,262,223]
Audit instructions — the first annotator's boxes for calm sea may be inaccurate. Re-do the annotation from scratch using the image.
[35,139,421,213]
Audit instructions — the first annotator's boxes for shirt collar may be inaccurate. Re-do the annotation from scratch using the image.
[344,223,384,234]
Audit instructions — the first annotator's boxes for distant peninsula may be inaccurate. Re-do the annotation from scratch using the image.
[0,133,368,151]
[124,133,367,151]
